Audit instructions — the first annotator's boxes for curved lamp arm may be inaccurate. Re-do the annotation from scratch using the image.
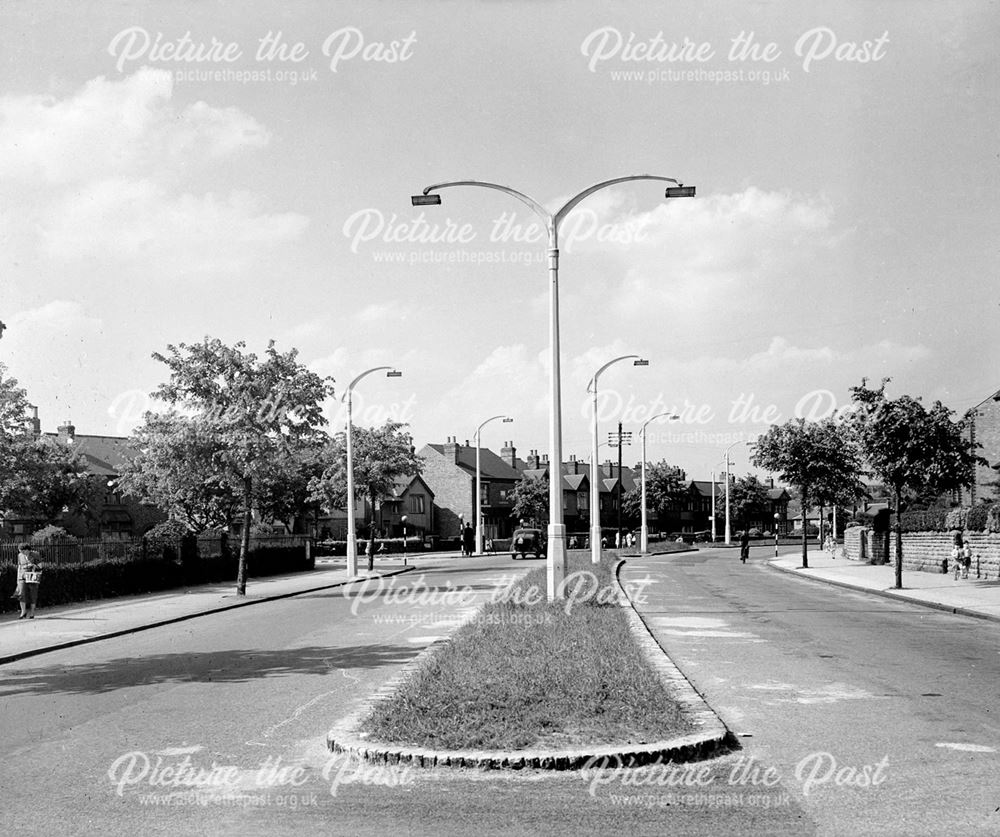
[418,181,550,223]
[341,366,398,402]
[554,174,684,227]
[587,354,642,393]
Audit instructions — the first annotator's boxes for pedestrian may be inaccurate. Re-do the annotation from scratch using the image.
[14,543,42,619]
[462,522,475,556]
[615,531,621,549]
[951,533,963,580]
[740,530,750,564]
[962,541,973,579]
[485,536,494,553]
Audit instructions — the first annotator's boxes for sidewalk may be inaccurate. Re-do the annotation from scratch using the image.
[768,548,1000,623]
[0,555,423,665]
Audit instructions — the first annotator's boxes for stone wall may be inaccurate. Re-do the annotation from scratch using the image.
[843,525,1000,578]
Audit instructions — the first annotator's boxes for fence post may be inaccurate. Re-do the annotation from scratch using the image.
[78,543,84,564]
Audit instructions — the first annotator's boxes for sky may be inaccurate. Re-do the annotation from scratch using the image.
[0,0,997,483]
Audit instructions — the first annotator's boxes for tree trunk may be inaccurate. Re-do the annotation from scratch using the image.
[367,490,376,572]
[894,488,903,589]
[801,488,809,569]
[236,476,252,596]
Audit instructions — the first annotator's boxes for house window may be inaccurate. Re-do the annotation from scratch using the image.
[480,481,490,506]
[409,495,425,514]
[577,492,588,511]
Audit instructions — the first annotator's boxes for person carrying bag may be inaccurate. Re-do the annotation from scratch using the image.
[14,544,42,619]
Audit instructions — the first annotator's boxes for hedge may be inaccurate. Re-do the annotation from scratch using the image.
[894,504,1000,534]
[0,544,313,614]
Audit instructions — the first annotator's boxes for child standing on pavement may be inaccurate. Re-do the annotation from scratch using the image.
[14,544,42,619]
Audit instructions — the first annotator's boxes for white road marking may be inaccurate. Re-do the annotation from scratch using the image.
[934,742,997,752]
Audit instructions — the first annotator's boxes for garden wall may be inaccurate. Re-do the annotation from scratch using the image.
[843,525,1000,578]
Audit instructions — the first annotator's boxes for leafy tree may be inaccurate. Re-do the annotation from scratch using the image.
[255,443,328,533]
[729,473,772,530]
[309,421,421,569]
[752,418,864,568]
[641,461,687,522]
[510,474,549,527]
[0,362,30,437]
[117,412,241,533]
[849,378,985,589]
[150,338,334,595]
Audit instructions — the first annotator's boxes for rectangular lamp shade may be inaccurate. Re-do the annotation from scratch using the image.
[411,194,442,206]
[665,186,696,198]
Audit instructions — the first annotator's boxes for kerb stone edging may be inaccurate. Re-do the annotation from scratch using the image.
[0,565,418,666]
[766,560,1000,625]
[325,559,738,770]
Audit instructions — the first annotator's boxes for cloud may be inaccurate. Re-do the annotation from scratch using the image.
[0,68,268,184]
[0,69,306,281]
[39,179,307,272]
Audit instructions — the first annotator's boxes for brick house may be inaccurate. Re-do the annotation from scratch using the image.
[0,413,166,539]
[961,388,1000,505]
[418,437,523,539]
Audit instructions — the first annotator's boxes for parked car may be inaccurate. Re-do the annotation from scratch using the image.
[511,528,546,559]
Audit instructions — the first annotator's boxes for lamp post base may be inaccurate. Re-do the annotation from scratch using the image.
[640,525,649,554]
[346,543,358,578]
[590,524,603,565]
[547,523,568,601]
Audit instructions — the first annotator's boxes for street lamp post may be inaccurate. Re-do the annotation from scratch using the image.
[711,469,717,543]
[639,412,679,554]
[343,366,402,577]
[774,512,780,559]
[588,355,648,564]
[722,440,749,546]
[401,514,408,566]
[413,175,693,599]
[475,415,513,555]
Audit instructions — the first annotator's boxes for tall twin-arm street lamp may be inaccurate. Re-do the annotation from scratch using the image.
[722,440,750,546]
[413,175,694,599]
[343,366,402,577]
[475,414,514,555]
[639,412,679,554]
[588,355,648,564]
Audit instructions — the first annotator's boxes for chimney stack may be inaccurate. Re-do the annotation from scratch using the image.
[57,419,76,443]
[526,449,539,470]
[500,440,517,469]
[26,405,41,438]
[443,436,459,463]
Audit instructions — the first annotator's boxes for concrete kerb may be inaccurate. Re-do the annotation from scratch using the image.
[0,565,417,666]
[325,558,738,770]
[766,560,1000,626]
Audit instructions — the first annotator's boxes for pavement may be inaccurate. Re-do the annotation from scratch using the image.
[767,547,1000,623]
[0,554,429,665]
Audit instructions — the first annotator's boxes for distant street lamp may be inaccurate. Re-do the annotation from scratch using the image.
[475,414,514,555]
[639,412,679,554]
[401,515,408,566]
[588,355,648,564]
[774,512,780,559]
[722,440,750,546]
[412,175,693,599]
[343,366,402,577]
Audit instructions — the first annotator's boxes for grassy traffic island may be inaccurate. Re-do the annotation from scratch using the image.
[359,553,695,753]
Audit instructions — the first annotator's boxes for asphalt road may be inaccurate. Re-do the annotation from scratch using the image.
[1,553,812,837]
[623,545,1000,836]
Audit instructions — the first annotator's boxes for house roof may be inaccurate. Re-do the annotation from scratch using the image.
[383,473,435,501]
[562,474,587,491]
[41,433,139,478]
[425,443,522,481]
[521,468,548,481]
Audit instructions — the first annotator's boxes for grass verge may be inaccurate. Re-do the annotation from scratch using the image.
[361,553,694,751]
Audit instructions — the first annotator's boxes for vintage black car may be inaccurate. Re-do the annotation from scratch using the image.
[510,527,546,560]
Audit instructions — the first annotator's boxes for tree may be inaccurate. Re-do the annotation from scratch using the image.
[638,461,687,528]
[255,443,328,533]
[510,474,549,527]
[309,421,421,569]
[0,364,98,529]
[117,413,241,533]
[150,338,334,595]
[729,474,771,531]
[752,418,864,568]
[849,378,985,589]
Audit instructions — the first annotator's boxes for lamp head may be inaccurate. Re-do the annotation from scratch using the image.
[411,194,442,206]
[665,185,696,198]
[386,370,402,378]
[633,358,649,366]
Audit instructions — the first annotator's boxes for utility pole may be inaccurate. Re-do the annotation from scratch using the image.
[616,421,623,548]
